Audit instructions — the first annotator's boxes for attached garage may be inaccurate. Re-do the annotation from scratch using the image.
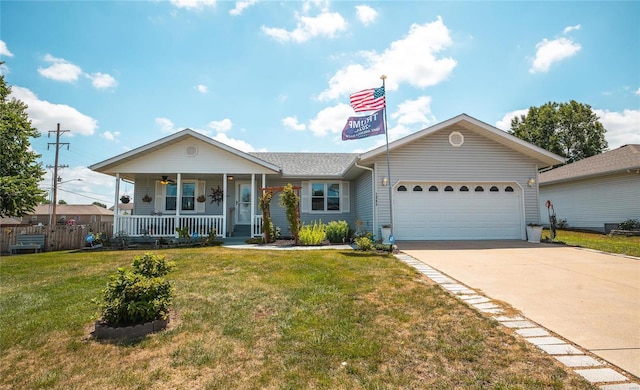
[393,182,524,240]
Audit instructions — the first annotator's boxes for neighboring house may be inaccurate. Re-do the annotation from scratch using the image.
[110,202,134,216]
[89,114,564,241]
[24,204,114,226]
[539,144,640,233]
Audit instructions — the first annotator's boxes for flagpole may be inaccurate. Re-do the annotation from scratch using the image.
[381,74,393,241]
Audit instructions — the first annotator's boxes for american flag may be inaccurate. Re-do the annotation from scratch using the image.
[349,86,385,113]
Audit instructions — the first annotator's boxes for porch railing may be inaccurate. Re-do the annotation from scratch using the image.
[253,215,263,237]
[116,215,224,237]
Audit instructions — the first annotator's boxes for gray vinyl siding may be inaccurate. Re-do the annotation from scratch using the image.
[539,172,640,232]
[260,178,356,237]
[354,170,374,233]
[362,126,543,227]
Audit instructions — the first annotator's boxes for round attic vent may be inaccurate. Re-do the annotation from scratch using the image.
[185,145,198,157]
[449,131,464,147]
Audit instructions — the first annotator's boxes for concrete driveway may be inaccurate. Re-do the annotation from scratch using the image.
[398,240,640,379]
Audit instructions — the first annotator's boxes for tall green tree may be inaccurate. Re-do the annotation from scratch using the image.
[0,67,47,217]
[509,100,608,163]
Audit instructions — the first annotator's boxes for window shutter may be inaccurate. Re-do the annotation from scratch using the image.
[301,181,310,213]
[341,181,350,213]
[155,181,164,212]
[196,181,206,213]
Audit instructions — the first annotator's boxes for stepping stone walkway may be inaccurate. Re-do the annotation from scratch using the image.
[395,253,640,389]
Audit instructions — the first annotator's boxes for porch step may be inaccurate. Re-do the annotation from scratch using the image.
[231,224,251,237]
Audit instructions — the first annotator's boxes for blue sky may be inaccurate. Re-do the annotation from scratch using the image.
[1,0,639,206]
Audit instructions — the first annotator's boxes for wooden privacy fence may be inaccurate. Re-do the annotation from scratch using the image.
[0,222,113,255]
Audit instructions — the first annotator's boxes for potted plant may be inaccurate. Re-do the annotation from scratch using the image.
[381,224,392,244]
[197,194,206,203]
[527,223,543,243]
[120,194,131,204]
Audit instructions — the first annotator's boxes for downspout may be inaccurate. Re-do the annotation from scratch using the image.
[354,160,376,235]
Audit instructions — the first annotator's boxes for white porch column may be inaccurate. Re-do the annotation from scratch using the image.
[222,173,228,237]
[175,173,181,237]
[250,174,255,237]
[114,174,120,237]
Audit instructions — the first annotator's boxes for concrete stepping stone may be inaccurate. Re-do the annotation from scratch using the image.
[516,327,550,337]
[574,368,628,383]
[500,320,536,329]
[472,302,499,310]
[599,383,640,390]
[554,355,603,367]
[537,343,583,355]
[525,336,565,345]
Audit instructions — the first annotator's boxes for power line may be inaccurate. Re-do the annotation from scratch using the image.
[47,123,70,228]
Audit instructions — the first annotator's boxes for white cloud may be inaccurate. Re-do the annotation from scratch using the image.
[101,131,121,142]
[563,24,581,34]
[635,87,640,96]
[595,109,640,149]
[355,5,377,26]
[170,0,216,10]
[156,117,176,133]
[308,103,353,137]
[390,96,435,127]
[42,166,117,206]
[212,132,265,152]
[9,86,97,136]
[208,118,233,132]
[529,37,581,74]
[282,116,306,131]
[261,11,347,43]
[88,72,117,89]
[0,40,13,57]
[0,63,9,75]
[318,17,456,101]
[230,0,257,15]
[195,84,209,93]
[495,109,530,131]
[38,54,83,82]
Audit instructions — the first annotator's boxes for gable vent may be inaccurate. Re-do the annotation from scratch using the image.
[449,131,464,147]
[185,145,198,157]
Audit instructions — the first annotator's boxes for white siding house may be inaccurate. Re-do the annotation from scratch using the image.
[539,144,640,233]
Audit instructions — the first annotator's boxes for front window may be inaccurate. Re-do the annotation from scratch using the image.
[311,182,341,212]
[165,182,196,211]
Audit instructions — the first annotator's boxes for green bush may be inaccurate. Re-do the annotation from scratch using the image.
[325,220,350,243]
[619,219,640,230]
[96,253,175,327]
[354,236,374,251]
[299,220,326,246]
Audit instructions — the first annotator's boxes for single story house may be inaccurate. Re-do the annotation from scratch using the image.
[89,113,564,241]
[24,204,115,226]
[539,144,640,233]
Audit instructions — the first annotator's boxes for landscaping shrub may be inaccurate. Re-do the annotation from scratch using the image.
[96,253,175,327]
[325,220,350,243]
[299,220,326,246]
[354,236,374,251]
[619,219,640,230]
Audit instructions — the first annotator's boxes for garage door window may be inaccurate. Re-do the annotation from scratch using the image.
[490,186,499,192]
[475,186,484,192]
[460,186,469,192]
[413,185,423,192]
[397,185,407,191]
[429,186,438,192]
[444,186,453,192]
[505,186,514,192]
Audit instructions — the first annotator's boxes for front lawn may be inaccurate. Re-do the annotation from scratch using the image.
[0,248,595,389]
[545,229,640,257]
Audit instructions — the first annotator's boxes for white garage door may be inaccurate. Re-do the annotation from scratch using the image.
[394,182,523,240]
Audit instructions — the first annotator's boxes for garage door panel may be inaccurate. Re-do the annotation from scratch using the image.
[394,182,523,240]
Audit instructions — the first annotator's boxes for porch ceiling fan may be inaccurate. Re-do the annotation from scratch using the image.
[159,175,175,185]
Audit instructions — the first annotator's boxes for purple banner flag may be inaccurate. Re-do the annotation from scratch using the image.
[342,109,385,141]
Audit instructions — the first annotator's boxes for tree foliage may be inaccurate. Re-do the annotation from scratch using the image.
[92,201,107,208]
[509,100,608,163]
[0,68,46,217]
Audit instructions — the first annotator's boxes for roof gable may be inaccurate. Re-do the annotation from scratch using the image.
[90,129,280,180]
[359,113,565,167]
[539,144,640,184]
[250,152,359,178]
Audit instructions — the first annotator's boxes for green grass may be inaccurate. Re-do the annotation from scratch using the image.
[0,248,596,389]
[545,229,640,257]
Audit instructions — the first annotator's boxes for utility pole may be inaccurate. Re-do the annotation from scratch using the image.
[47,123,70,228]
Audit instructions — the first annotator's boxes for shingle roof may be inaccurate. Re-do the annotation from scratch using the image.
[30,204,114,216]
[249,152,359,177]
[539,144,640,185]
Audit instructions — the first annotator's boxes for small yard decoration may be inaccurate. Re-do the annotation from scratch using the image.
[209,186,224,206]
[93,253,175,340]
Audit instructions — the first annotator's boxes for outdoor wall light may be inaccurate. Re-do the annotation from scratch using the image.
[381,177,388,186]
[228,175,234,181]
[527,177,536,187]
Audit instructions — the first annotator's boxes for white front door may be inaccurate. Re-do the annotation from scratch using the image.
[237,182,252,224]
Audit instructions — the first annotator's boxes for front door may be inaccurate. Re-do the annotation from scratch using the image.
[237,182,252,224]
